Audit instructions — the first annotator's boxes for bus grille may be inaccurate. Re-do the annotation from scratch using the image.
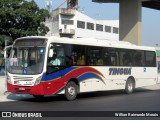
[13,76,33,81]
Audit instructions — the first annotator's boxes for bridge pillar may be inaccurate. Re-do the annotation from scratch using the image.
[119,0,142,45]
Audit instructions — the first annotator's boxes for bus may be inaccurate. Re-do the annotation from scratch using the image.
[7,36,158,100]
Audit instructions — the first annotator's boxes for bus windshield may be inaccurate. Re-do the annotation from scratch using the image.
[7,38,47,75]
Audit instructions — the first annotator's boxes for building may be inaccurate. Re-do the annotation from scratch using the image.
[45,8,119,41]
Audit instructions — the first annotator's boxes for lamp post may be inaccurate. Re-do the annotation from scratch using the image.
[4,40,8,95]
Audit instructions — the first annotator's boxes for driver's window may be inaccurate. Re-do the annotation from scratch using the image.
[47,43,65,74]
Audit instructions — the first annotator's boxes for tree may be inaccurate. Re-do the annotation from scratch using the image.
[0,0,50,47]
[0,35,12,58]
[0,35,12,47]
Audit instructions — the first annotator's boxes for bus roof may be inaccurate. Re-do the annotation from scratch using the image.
[16,36,155,51]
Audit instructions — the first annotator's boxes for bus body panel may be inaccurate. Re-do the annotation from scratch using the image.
[7,36,158,97]
[7,66,157,95]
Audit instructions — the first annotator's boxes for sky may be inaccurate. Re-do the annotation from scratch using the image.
[32,0,160,47]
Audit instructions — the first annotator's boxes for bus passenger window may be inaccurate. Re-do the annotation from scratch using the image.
[110,53,118,66]
[132,51,145,67]
[105,48,119,66]
[133,54,140,66]
[123,53,131,66]
[66,56,73,66]
[111,56,116,66]
[104,52,111,66]
[70,45,86,66]
[145,51,156,67]
[77,55,85,65]
[96,58,103,65]
[88,47,104,66]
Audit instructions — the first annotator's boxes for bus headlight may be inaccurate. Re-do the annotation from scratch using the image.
[7,75,12,84]
[35,76,42,85]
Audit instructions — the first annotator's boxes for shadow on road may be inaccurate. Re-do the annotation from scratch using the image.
[5,88,158,103]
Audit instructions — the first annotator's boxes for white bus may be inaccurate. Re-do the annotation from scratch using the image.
[7,36,158,100]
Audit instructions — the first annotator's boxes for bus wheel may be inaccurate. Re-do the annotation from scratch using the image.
[125,78,134,94]
[33,95,44,99]
[65,81,78,101]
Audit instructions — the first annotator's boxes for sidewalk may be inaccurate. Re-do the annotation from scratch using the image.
[0,76,7,96]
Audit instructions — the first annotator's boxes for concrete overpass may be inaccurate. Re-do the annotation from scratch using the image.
[92,0,160,45]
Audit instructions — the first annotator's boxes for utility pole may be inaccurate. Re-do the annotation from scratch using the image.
[4,40,8,95]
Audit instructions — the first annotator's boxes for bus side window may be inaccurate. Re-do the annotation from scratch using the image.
[132,51,145,67]
[66,56,73,66]
[64,44,86,66]
[110,52,118,66]
[106,48,119,66]
[87,47,104,66]
[111,54,116,66]
[145,51,156,67]
[123,53,132,66]
[104,52,111,66]
[96,58,103,65]
[77,55,85,65]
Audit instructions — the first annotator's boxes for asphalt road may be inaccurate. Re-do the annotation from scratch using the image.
[1,77,160,119]
[1,89,160,120]
[0,89,160,111]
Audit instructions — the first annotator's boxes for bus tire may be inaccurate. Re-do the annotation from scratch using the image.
[125,78,134,94]
[65,81,78,101]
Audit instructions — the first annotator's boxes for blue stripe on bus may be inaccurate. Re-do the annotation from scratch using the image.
[41,67,76,81]
[77,72,102,82]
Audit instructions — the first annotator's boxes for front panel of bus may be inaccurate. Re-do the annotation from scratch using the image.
[7,38,47,95]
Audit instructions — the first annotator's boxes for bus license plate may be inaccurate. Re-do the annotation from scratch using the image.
[19,88,25,91]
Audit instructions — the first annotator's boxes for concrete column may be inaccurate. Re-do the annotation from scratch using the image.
[119,0,142,45]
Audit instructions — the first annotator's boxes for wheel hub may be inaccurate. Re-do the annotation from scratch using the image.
[68,86,75,96]
[128,83,133,92]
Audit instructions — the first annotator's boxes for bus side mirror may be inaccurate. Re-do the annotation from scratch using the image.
[49,49,53,58]
[4,45,13,58]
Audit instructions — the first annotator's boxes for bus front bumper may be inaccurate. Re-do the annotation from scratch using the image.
[7,82,45,95]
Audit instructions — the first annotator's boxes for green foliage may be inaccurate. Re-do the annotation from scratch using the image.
[0,35,12,57]
[0,0,50,45]
[0,35,12,48]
